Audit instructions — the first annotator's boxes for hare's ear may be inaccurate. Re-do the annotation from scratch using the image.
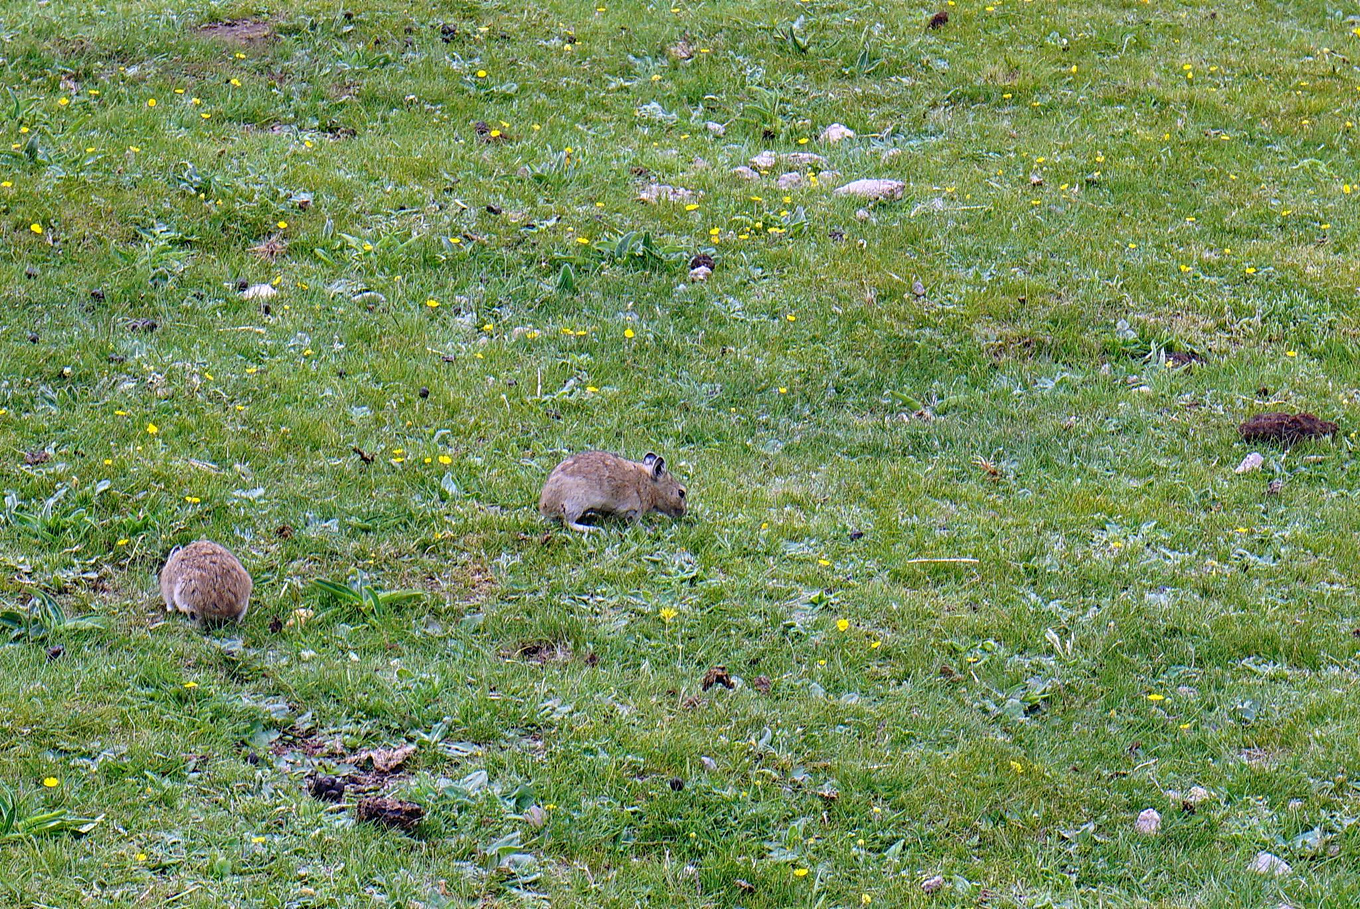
[650,456,666,479]
[642,452,659,466]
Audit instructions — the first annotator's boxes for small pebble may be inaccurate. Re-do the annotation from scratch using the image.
[1235,452,1264,474]
[1135,808,1161,835]
[834,178,906,201]
[1247,851,1291,877]
[821,123,856,143]
[921,875,945,894]
[241,283,278,301]
[1184,785,1211,805]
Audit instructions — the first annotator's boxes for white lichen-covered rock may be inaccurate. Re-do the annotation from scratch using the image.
[688,265,712,282]
[750,150,778,169]
[1247,852,1291,877]
[638,184,694,203]
[731,165,760,181]
[821,123,856,143]
[1235,453,1264,474]
[835,178,905,201]
[1135,808,1162,835]
[241,283,278,300]
[704,121,726,136]
[785,151,827,166]
[854,208,873,222]
[776,172,803,189]
[921,875,945,894]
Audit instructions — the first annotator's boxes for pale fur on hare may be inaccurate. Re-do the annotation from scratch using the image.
[159,540,253,626]
[539,451,687,532]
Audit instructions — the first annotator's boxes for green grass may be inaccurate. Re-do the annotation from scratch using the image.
[2,0,1360,904]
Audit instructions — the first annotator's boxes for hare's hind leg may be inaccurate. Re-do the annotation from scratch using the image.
[562,501,597,533]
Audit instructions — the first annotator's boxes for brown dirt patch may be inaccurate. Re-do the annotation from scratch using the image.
[1238,412,1337,445]
[198,19,272,45]
[505,640,573,664]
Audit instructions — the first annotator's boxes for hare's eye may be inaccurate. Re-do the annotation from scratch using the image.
[678,488,686,498]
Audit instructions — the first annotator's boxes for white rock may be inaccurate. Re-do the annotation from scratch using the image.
[731,165,760,181]
[821,123,856,143]
[704,121,725,136]
[834,178,906,201]
[522,805,548,828]
[638,184,694,203]
[921,875,945,894]
[750,151,778,169]
[776,172,803,189]
[854,208,873,222]
[784,151,827,166]
[241,283,278,300]
[1235,452,1264,474]
[818,169,840,184]
[1184,786,1211,805]
[1135,808,1162,835]
[700,756,718,772]
[688,265,712,282]
[1247,852,1291,877]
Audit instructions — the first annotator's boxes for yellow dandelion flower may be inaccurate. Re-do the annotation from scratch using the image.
[624,328,635,338]
[146,98,156,107]
[659,606,678,622]
[146,422,158,435]
[30,223,42,234]
[836,618,850,631]
[793,868,809,878]
[438,455,453,465]
[42,777,59,788]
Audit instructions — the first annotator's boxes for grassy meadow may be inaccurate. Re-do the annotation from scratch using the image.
[2,0,1360,905]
